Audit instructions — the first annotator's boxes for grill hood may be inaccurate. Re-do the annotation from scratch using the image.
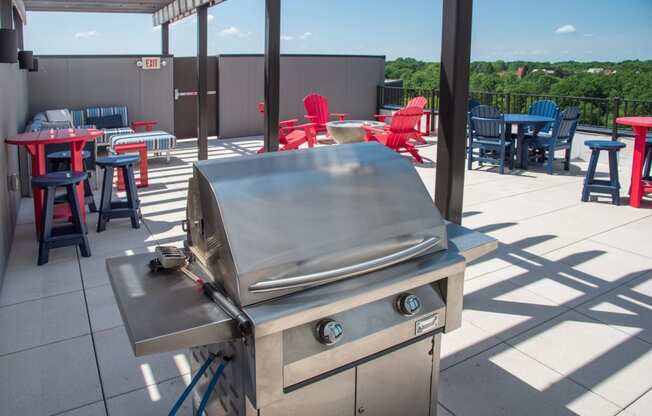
[187,142,447,307]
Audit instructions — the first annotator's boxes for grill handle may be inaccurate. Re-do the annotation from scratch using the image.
[249,236,441,293]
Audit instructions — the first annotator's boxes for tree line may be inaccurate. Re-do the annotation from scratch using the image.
[385,58,652,101]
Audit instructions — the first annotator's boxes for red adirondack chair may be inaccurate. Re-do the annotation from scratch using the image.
[303,93,348,135]
[364,107,424,163]
[256,102,317,153]
[374,96,429,143]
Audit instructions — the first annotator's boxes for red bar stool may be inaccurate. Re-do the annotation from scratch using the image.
[114,142,149,190]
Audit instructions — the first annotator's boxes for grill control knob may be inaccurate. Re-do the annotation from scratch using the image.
[316,319,344,345]
[396,293,422,316]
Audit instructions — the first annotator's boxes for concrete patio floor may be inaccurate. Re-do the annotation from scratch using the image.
[0,135,651,415]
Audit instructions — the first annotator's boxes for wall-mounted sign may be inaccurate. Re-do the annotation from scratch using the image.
[139,57,161,70]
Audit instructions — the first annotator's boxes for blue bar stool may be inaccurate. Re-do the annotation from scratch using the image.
[47,150,96,212]
[31,171,91,265]
[96,155,141,232]
[582,140,626,205]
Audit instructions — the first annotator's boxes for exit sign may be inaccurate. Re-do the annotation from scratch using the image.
[140,57,161,70]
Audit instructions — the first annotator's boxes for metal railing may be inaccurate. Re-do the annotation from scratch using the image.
[377,86,652,140]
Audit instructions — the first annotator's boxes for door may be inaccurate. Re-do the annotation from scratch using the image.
[173,57,218,139]
[260,368,355,416]
[356,337,436,416]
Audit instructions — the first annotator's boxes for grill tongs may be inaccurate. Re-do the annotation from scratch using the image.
[149,246,251,335]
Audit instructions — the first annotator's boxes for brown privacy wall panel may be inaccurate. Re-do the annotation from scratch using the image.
[28,56,174,134]
[217,55,385,139]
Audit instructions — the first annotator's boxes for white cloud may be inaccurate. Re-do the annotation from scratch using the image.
[219,26,250,38]
[152,26,161,32]
[75,30,99,39]
[207,14,214,23]
[281,35,294,41]
[299,31,312,40]
[555,25,576,34]
[583,33,595,37]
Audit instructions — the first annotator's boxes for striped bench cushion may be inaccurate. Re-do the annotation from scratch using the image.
[98,127,136,146]
[70,110,86,127]
[111,131,177,151]
[86,106,129,128]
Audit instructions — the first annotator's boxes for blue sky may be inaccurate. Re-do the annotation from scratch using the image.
[24,0,652,62]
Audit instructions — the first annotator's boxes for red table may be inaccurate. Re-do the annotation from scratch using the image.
[616,117,652,208]
[5,128,103,235]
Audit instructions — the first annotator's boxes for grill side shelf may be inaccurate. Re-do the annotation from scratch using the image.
[106,254,239,357]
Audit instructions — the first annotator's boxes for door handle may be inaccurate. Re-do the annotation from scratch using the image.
[249,237,441,293]
[174,89,216,100]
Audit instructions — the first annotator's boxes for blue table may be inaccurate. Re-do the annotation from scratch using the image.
[504,114,556,169]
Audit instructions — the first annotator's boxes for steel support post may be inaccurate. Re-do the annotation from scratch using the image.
[161,22,169,55]
[435,0,473,224]
[197,5,209,160]
[264,0,281,152]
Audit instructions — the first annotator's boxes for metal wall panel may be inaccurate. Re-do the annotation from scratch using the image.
[218,55,385,139]
[0,62,29,286]
[27,56,174,133]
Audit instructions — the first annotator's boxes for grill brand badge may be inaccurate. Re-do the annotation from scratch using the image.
[415,313,439,335]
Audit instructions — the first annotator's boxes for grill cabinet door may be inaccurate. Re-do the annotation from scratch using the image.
[260,368,355,416]
[355,337,435,416]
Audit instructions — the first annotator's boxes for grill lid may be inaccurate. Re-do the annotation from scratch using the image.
[190,142,447,306]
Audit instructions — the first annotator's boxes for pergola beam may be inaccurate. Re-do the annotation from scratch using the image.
[24,0,167,14]
[435,0,473,224]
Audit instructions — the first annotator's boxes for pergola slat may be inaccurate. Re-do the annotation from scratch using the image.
[24,0,169,14]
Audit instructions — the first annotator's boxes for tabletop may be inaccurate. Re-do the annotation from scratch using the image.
[5,128,102,146]
[504,114,556,124]
[616,117,652,128]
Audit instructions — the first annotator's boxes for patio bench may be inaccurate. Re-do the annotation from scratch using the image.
[70,106,135,148]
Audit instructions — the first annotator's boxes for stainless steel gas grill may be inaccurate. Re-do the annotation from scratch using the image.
[107,142,496,416]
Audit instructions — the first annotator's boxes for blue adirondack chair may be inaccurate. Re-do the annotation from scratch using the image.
[468,99,481,113]
[528,100,560,134]
[527,107,581,174]
[467,105,514,175]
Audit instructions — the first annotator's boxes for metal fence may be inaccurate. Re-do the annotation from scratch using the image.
[377,86,652,139]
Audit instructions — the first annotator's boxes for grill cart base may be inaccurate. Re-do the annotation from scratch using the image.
[191,333,442,416]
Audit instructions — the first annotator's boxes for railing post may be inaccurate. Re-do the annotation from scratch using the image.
[376,85,382,114]
[611,97,621,141]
